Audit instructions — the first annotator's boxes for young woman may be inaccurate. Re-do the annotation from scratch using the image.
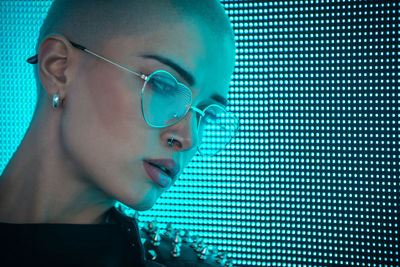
[0,0,237,266]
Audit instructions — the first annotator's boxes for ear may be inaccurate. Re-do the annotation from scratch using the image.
[38,34,76,102]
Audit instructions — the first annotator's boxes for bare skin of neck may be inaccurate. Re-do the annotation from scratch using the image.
[0,99,114,224]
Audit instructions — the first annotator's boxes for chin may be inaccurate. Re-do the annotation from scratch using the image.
[132,202,156,211]
[121,187,162,211]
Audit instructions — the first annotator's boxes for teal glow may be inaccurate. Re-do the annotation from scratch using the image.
[1,1,399,266]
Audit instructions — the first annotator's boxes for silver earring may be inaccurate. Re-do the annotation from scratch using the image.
[168,135,175,147]
[52,94,60,108]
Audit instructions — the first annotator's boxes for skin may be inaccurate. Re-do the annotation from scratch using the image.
[0,13,235,223]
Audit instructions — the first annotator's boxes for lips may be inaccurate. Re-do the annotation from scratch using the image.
[143,159,180,188]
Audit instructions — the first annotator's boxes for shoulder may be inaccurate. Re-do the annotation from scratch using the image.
[109,206,235,266]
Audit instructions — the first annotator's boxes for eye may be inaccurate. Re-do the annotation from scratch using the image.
[148,76,175,94]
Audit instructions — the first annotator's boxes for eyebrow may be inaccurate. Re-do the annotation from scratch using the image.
[210,94,228,107]
[141,54,195,87]
[27,46,228,107]
[140,55,228,107]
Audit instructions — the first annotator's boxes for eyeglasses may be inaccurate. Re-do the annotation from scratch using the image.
[27,40,239,156]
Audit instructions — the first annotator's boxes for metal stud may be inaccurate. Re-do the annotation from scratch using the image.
[144,220,158,234]
[190,236,198,248]
[146,249,157,261]
[166,222,173,234]
[181,229,193,243]
[150,230,161,247]
[172,231,182,245]
[170,243,181,258]
[198,246,208,261]
[208,245,218,257]
[196,240,204,253]
[224,260,233,267]
[163,222,174,238]
[216,253,226,265]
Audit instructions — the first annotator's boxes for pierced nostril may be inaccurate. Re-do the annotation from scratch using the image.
[167,137,182,149]
[167,138,174,147]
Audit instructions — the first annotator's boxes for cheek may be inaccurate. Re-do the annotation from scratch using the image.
[60,63,147,172]
[85,65,143,142]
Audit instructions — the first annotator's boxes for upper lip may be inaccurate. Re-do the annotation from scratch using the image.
[144,158,180,178]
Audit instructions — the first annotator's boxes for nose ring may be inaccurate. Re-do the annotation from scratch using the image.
[168,135,175,147]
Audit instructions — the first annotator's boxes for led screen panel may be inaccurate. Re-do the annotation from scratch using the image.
[0,1,399,266]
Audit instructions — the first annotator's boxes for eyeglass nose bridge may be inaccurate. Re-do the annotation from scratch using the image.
[186,105,205,117]
[180,104,205,137]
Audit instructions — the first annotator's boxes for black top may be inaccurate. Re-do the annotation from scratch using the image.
[0,208,220,267]
[0,208,151,267]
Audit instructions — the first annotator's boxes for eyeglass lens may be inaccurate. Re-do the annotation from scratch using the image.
[142,71,191,127]
[141,71,238,156]
[197,105,238,156]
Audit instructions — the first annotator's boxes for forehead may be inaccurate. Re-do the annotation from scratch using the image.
[102,17,235,104]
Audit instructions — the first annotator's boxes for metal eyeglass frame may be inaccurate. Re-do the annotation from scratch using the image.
[27,40,239,156]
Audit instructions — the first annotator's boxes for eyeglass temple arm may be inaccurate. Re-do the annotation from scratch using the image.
[26,41,88,64]
[26,41,147,81]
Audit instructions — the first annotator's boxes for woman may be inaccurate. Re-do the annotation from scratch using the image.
[0,0,237,266]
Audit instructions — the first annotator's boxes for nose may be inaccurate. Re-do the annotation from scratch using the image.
[160,111,199,152]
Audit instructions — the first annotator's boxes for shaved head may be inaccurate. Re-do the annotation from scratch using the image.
[36,0,234,52]
[33,0,235,100]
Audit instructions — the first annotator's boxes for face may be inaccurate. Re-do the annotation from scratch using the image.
[60,17,235,210]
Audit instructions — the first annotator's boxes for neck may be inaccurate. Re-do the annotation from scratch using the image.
[0,102,114,224]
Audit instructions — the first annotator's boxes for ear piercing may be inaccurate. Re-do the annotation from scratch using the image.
[52,93,60,108]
